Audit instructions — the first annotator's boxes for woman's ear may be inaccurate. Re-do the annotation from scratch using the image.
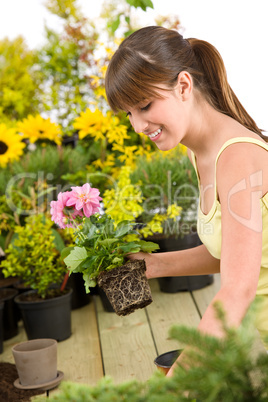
[175,71,192,101]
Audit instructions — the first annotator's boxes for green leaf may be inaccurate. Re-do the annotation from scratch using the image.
[110,15,121,33]
[51,228,66,252]
[82,218,97,239]
[83,273,97,293]
[64,246,88,271]
[61,246,74,260]
[114,221,134,238]
[126,0,154,11]
[117,242,141,254]
[138,240,159,253]
[98,238,118,249]
[111,256,124,265]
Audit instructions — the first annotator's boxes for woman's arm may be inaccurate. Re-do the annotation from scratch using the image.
[130,244,220,279]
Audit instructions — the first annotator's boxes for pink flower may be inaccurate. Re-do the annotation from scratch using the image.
[50,191,83,229]
[66,183,102,218]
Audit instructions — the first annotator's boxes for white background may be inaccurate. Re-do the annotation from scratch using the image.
[0,0,267,131]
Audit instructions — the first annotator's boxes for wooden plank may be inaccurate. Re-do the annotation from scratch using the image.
[57,301,103,385]
[95,294,156,384]
[146,279,201,355]
[191,274,221,316]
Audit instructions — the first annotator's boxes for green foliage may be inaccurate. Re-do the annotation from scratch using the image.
[0,214,66,298]
[130,149,198,223]
[101,0,154,37]
[0,145,91,195]
[37,28,92,133]
[62,214,159,292]
[126,0,154,11]
[34,303,268,401]
[0,37,42,122]
[45,0,83,20]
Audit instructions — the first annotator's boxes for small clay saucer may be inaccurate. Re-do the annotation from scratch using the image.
[14,370,64,391]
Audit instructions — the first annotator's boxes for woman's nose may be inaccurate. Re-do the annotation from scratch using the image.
[130,114,149,134]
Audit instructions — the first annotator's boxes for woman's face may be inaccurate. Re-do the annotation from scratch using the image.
[125,84,191,151]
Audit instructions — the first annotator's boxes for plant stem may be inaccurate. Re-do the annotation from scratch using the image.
[61,272,69,291]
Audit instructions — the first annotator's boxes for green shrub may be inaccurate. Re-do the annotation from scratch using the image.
[0,145,91,195]
[1,214,66,298]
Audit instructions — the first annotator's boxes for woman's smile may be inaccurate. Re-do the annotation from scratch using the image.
[148,128,162,141]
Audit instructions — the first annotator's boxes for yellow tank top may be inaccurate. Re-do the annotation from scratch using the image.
[191,137,268,347]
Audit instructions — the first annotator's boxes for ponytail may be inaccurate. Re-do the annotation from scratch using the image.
[188,38,266,140]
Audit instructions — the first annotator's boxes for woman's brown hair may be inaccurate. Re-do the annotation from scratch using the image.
[105,25,266,139]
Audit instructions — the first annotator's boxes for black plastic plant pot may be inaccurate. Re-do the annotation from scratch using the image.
[158,275,214,293]
[67,272,91,310]
[15,289,73,342]
[154,349,182,374]
[154,233,214,293]
[0,288,19,341]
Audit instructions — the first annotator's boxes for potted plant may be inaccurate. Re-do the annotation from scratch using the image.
[50,183,159,316]
[0,214,72,341]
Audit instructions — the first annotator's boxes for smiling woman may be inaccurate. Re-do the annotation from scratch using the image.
[105,25,268,377]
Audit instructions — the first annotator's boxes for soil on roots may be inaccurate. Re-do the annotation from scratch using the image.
[97,259,152,316]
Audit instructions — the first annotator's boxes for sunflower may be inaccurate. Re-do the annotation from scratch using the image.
[0,124,26,168]
[73,108,108,140]
[17,115,62,145]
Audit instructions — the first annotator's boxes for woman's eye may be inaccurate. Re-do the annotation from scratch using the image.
[141,102,151,111]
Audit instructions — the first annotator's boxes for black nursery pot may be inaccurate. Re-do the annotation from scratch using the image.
[0,288,19,341]
[154,349,182,374]
[156,233,214,293]
[15,289,73,342]
[67,273,91,310]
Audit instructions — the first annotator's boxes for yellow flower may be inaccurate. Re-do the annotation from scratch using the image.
[92,154,115,170]
[94,87,107,100]
[167,204,182,220]
[103,166,144,223]
[106,123,129,145]
[0,124,25,167]
[17,115,62,145]
[73,108,107,140]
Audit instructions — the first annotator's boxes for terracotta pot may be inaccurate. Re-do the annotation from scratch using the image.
[154,349,182,375]
[12,339,58,387]
[97,259,152,316]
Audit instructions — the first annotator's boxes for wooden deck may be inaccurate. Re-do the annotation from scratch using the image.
[1,274,265,393]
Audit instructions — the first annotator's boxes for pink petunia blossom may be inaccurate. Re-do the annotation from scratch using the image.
[66,183,102,218]
[50,191,83,229]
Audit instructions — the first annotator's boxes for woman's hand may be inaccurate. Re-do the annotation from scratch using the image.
[127,252,159,279]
